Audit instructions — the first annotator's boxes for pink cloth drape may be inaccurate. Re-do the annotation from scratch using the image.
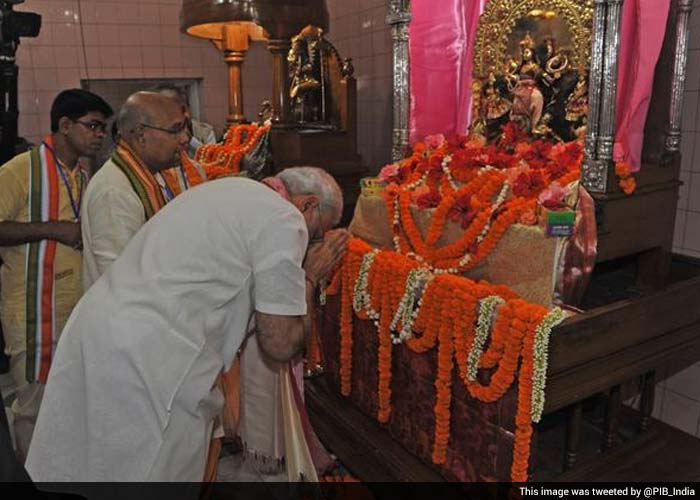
[409,0,487,143]
[614,0,671,171]
[409,0,671,170]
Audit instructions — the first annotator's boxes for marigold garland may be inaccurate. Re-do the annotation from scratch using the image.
[326,238,569,482]
[379,134,584,274]
[614,161,637,195]
[190,123,270,183]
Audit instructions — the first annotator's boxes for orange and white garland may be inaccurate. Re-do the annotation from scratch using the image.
[381,141,582,276]
[325,238,568,481]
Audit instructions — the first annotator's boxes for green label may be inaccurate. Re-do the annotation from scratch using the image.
[546,209,575,237]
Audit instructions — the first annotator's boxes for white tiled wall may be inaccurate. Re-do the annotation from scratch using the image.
[327,0,393,173]
[675,3,700,260]
[15,0,229,145]
[656,1,700,437]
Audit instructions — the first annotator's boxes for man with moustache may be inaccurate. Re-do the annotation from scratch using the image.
[0,89,112,460]
[80,91,190,290]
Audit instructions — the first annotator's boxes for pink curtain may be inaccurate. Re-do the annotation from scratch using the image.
[614,0,671,172]
[408,0,671,170]
[409,0,487,143]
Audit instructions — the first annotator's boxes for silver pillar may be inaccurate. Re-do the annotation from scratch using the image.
[581,0,608,193]
[597,0,624,162]
[581,0,624,194]
[387,0,411,161]
[665,0,695,153]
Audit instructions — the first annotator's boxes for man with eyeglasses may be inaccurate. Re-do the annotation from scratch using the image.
[0,88,113,461]
[81,91,190,290]
[152,83,217,158]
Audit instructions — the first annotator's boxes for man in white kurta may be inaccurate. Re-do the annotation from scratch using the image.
[81,91,191,291]
[25,177,310,482]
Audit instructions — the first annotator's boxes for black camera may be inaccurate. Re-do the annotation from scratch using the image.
[0,0,42,185]
[0,1,41,44]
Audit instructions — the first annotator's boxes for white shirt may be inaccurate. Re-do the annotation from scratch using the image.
[81,159,145,291]
[26,178,308,483]
[81,160,184,292]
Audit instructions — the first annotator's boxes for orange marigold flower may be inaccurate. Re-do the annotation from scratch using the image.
[619,176,636,195]
[614,161,631,178]
[519,209,538,225]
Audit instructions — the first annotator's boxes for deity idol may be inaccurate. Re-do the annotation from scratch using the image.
[510,74,544,132]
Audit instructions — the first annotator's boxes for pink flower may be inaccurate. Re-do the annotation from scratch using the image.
[537,182,572,209]
[378,164,400,181]
[424,134,446,149]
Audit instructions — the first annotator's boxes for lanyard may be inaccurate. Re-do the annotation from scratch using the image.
[179,164,189,190]
[156,172,176,202]
[43,142,84,221]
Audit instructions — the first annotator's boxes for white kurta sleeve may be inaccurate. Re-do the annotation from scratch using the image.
[83,185,145,280]
[250,209,308,316]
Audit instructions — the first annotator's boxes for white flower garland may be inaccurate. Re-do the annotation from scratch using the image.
[531,307,568,423]
[466,295,505,381]
[430,180,512,275]
[353,249,380,326]
[406,172,428,191]
[352,248,435,345]
[441,155,459,190]
[392,195,402,252]
[389,161,506,273]
[389,268,433,344]
[349,247,566,424]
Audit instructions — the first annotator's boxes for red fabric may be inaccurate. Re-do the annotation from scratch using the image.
[409,0,488,143]
[614,0,672,171]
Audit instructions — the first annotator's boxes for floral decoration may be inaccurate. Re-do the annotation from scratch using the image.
[327,238,571,482]
[614,161,637,195]
[378,127,584,276]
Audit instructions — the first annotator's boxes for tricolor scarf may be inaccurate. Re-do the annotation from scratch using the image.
[111,140,175,221]
[25,135,87,383]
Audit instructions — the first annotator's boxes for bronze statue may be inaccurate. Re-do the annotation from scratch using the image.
[288,26,325,122]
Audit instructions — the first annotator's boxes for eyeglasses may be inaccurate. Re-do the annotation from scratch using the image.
[72,119,108,134]
[139,121,189,135]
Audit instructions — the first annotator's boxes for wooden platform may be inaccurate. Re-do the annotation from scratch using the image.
[306,376,700,482]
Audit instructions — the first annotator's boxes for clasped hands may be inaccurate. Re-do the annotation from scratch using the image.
[303,228,351,287]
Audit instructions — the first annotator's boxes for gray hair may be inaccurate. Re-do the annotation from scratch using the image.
[276,166,344,225]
